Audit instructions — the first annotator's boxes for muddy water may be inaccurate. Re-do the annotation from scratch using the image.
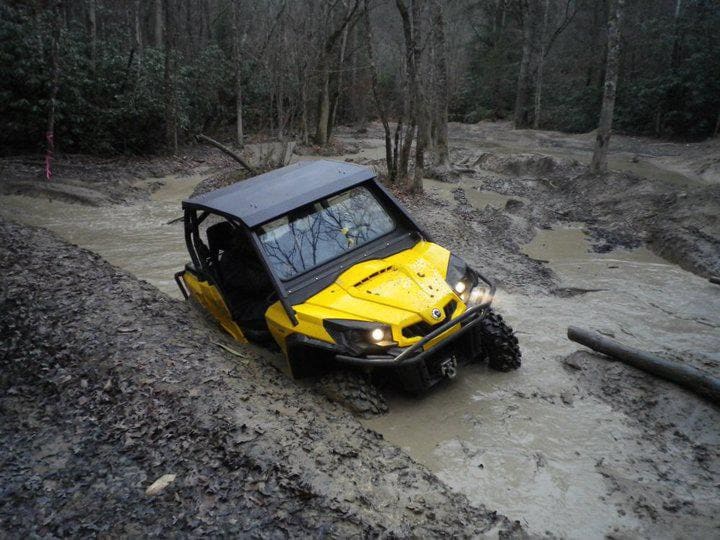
[424,177,529,210]
[0,173,206,298]
[365,222,720,538]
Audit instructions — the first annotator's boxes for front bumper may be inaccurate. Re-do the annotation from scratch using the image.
[333,301,492,368]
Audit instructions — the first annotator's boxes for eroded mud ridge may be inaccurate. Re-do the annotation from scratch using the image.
[460,151,720,278]
[0,219,523,537]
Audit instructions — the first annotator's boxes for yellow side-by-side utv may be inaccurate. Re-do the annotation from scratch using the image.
[176,160,520,402]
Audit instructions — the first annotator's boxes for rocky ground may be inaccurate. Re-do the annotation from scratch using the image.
[0,219,524,537]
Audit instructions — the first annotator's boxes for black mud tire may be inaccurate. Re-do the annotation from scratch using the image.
[314,371,388,416]
[477,309,522,372]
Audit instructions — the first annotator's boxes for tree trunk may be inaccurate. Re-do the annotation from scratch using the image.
[196,134,255,173]
[315,63,331,145]
[396,0,418,183]
[133,0,143,60]
[567,327,720,405]
[232,0,244,147]
[277,73,285,140]
[364,0,395,181]
[328,16,350,142]
[314,1,360,146]
[408,0,425,193]
[162,0,177,154]
[590,0,624,174]
[431,0,449,167]
[533,0,550,129]
[412,109,427,194]
[513,0,534,129]
[88,0,96,72]
[45,0,62,181]
[300,64,309,145]
[154,0,163,48]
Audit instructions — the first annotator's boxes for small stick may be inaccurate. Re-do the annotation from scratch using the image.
[212,340,247,358]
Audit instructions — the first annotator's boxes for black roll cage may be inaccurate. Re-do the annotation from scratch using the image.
[182,178,430,327]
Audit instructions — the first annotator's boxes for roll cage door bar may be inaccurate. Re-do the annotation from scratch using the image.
[183,208,299,326]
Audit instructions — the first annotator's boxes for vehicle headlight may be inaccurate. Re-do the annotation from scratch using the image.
[323,319,396,356]
[446,254,494,306]
[466,283,494,306]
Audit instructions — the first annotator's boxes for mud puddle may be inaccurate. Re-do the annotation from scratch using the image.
[364,223,720,538]
[424,177,528,209]
[0,172,206,297]
[449,121,713,189]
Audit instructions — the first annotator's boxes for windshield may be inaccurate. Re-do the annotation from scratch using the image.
[256,186,395,280]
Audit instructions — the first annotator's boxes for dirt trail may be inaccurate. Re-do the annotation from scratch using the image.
[1,121,718,538]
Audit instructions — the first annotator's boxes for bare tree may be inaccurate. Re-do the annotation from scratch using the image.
[532,0,550,129]
[162,0,177,153]
[327,9,351,141]
[395,0,417,183]
[232,0,244,147]
[409,0,428,194]
[133,0,142,61]
[315,0,360,146]
[88,0,97,72]
[513,0,539,129]
[364,0,397,181]
[45,0,63,181]
[590,0,624,173]
[533,0,578,129]
[154,0,163,48]
[431,0,449,168]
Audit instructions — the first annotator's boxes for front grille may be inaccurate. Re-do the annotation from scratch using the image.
[402,320,434,339]
[402,299,458,339]
[444,300,457,319]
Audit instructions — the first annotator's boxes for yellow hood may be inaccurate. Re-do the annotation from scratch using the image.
[296,241,457,331]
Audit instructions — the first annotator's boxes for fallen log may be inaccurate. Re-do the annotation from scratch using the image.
[567,326,720,405]
[710,276,720,286]
[196,134,255,174]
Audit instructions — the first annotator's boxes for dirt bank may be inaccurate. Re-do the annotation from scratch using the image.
[0,219,523,537]
[0,147,231,205]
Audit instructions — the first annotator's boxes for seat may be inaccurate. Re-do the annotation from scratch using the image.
[206,222,273,337]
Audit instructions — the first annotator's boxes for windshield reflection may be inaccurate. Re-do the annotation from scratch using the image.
[257,186,395,280]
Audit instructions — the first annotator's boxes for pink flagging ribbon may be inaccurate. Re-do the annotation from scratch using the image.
[45,131,54,181]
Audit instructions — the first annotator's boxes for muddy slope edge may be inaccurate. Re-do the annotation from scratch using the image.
[0,219,524,537]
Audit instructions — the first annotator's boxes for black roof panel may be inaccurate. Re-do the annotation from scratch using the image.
[183,160,376,227]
